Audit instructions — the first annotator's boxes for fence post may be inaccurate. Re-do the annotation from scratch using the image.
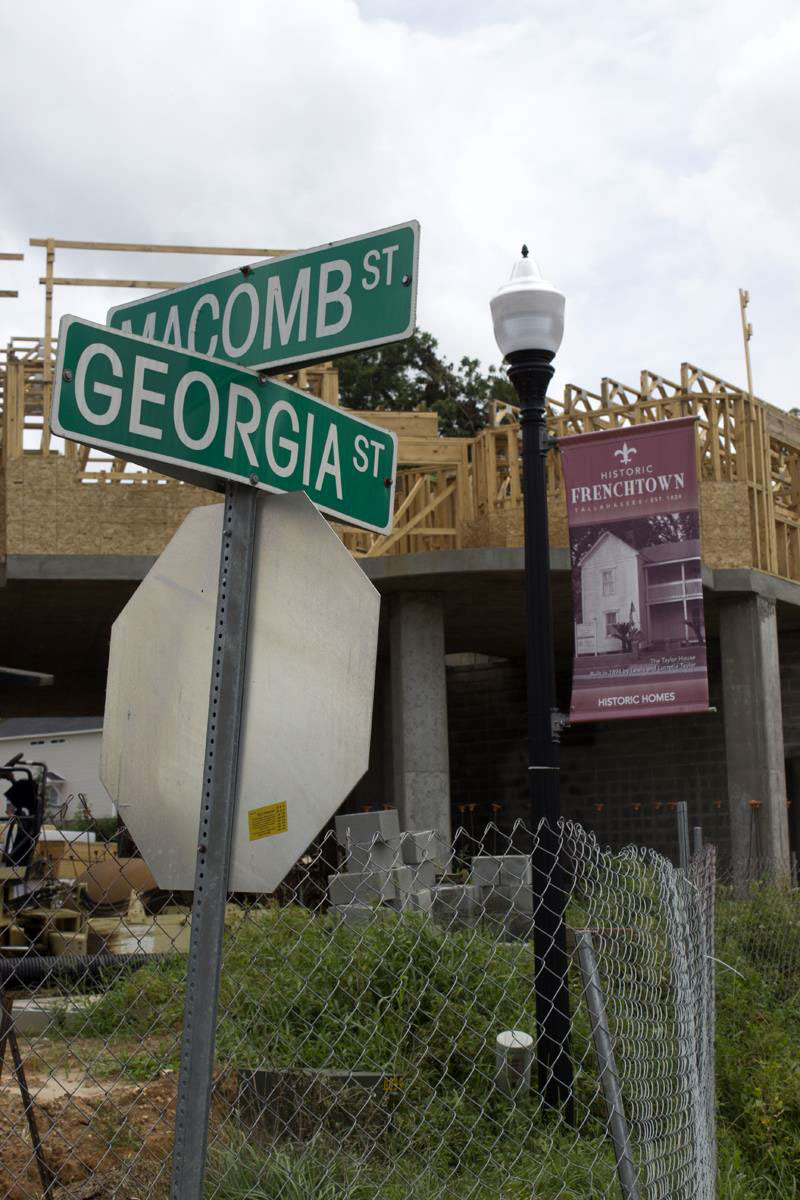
[692,825,703,857]
[677,801,690,871]
[574,930,641,1200]
[0,993,56,1194]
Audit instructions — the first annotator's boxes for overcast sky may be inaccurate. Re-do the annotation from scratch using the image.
[1,0,798,409]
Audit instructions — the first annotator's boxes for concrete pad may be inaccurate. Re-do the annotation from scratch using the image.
[12,995,101,1037]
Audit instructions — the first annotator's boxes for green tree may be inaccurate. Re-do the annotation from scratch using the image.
[453,355,517,437]
[336,328,515,437]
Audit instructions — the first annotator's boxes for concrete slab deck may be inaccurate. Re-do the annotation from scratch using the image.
[7,548,800,610]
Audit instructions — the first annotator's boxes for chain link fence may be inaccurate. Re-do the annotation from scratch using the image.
[0,817,724,1200]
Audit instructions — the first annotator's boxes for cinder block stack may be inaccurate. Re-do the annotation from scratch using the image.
[430,882,482,928]
[329,811,448,925]
[326,819,535,940]
[402,830,450,879]
[468,854,534,939]
[334,810,401,874]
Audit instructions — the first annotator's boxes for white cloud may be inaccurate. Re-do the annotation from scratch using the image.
[1,0,798,409]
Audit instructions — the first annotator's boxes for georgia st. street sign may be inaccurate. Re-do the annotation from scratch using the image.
[50,316,398,534]
[106,221,420,372]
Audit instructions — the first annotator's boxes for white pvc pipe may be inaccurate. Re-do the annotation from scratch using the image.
[495,1029,534,1098]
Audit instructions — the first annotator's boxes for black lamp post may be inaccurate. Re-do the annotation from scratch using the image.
[490,246,573,1118]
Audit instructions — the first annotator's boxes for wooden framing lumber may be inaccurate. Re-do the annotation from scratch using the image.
[39,276,182,290]
[30,238,294,256]
[6,235,800,577]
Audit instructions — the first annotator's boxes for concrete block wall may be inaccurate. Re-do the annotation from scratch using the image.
[777,628,800,862]
[447,659,528,838]
[447,648,731,866]
[777,629,800,757]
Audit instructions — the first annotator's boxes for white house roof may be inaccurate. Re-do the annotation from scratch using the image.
[578,529,635,567]
[580,532,702,569]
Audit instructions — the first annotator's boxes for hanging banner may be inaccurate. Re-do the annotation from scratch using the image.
[560,416,708,722]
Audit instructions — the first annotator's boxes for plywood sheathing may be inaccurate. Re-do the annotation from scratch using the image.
[461,480,751,572]
[4,457,219,556]
[0,466,7,557]
[698,480,753,570]
[0,451,757,569]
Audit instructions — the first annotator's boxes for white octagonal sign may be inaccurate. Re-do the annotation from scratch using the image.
[101,490,380,891]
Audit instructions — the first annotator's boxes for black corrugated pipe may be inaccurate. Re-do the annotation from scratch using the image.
[0,951,177,990]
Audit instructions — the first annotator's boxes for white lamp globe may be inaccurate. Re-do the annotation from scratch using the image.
[490,246,565,358]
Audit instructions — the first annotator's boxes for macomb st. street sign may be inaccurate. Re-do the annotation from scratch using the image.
[106,220,419,372]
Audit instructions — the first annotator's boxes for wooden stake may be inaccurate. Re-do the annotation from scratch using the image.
[739,288,754,401]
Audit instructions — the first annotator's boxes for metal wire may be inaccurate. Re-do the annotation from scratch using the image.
[0,820,732,1199]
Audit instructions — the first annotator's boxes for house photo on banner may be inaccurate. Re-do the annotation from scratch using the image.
[560,417,709,722]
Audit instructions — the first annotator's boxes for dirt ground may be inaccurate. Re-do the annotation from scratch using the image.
[0,1063,177,1200]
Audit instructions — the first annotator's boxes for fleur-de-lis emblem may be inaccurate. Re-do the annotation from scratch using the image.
[614,442,637,464]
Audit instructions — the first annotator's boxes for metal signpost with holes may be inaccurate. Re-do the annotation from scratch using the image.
[106,220,419,371]
[50,223,415,1200]
[173,478,257,1200]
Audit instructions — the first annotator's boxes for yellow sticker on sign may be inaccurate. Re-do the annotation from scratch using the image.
[248,801,288,842]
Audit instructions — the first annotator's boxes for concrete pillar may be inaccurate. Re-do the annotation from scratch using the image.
[390,593,451,843]
[720,594,790,883]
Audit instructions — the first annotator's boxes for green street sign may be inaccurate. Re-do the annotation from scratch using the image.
[107,221,419,371]
[51,316,398,534]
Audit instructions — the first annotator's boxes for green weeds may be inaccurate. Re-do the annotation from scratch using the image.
[70,890,799,1198]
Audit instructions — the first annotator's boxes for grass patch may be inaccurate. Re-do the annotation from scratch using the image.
[65,886,799,1198]
[716,883,800,1192]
